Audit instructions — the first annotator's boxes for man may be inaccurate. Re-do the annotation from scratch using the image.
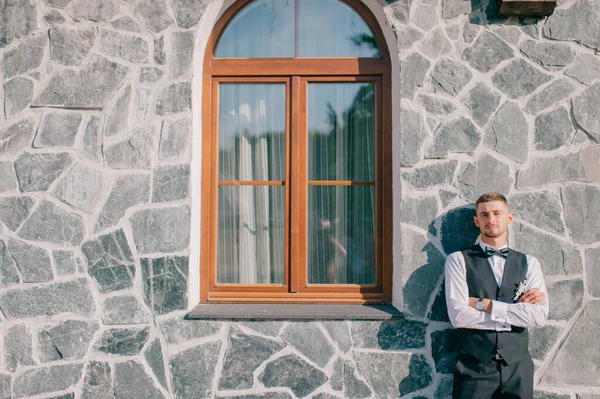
[445,192,549,399]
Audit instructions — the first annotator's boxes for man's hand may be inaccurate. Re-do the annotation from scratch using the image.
[517,288,545,304]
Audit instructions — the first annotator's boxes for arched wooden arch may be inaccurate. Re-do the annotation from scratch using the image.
[200,0,393,303]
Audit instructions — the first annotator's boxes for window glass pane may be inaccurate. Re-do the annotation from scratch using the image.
[308,82,375,181]
[215,0,294,58]
[217,186,285,284]
[308,186,375,284]
[219,83,286,181]
[299,0,380,57]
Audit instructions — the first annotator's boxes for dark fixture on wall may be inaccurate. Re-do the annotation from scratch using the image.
[496,0,556,17]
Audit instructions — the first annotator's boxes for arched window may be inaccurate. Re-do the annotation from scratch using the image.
[200,0,392,303]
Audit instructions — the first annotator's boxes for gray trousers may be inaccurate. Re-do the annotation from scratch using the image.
[452,352,534,399]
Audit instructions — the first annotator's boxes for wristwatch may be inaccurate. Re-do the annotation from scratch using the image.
[476,298,485,311]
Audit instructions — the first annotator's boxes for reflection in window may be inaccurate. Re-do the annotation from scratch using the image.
[215,0,380,58]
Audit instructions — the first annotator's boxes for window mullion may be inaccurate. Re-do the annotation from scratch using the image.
[289,76,302,293]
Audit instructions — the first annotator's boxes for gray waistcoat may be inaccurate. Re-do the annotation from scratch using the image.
[456,244,529,364]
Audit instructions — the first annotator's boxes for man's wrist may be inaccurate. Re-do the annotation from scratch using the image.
[483,299,493,314]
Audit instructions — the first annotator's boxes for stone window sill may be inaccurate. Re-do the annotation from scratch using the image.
[187,303,403,321]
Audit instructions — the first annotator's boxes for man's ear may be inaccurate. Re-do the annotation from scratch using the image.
[473,215,480,228]
[507,212,514,224]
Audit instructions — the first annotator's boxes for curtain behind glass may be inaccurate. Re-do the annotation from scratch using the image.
[217,84,286,284]
[307,83,376,284]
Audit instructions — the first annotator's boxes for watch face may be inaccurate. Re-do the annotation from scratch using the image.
[476,300,484,310]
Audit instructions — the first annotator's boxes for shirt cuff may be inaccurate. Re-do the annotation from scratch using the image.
[490,300,508,323]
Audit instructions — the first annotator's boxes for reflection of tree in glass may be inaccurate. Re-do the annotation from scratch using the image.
[350,33,378,52]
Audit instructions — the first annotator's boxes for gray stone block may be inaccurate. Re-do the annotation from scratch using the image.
[562,184,600,244]
[13,363,83,398]
[49,26,95,66]
[282,323,335,367]
[442,0,471,18]
[156,81,192,115]
[130,205,190,253]
[354,352,431,397]
[19,200,84,246]
[525,78,575,115]
[33,56,129,108]
[0,278,95,319]
[4,77,34,118]
[44,10,67,24]
[81,361,114,399]
[95,173,150,231]
[0,0,37,48]
[103,124,157,169]
[396,26,424,51]
[387,0,411,23]
[463,82,502,127]
[0,117,37,156]
[68,0,120,21]
[402,160,458,190]
[534,392,570,399]
[534,107,573,151]
[111,16,142,32]
[1,34,44,78]
[485,101,528,163]
[99,29,149,63]
[401,226,445,318]
[82,229,135,293]
[0,162,16,192]
[412,3,438,31]
[352,320,427,350]
[431,329,457,373]
[140,66,164,84]
[492,59,552,99]
[133,0,173,33]
[330,358,371,398]
[34,111,82,148]
[456,153,513,202]
[259,354,327,397]
[420,28,452,59]
[104,85,131,138]
[430,59,473,96]
[115,361,165,399]
[154,36,166,64]
[52,250,78,276]
[0,240,20,287]
[54,162,108,213]
[509,191,565,235]
[580,145,600,183]
[220,394,294,399]
[0,374,10,399]
[7,238,53,283]
[516,152,586,188]
[0,196,35,231]
[102,295,152,324]
[322,321,352,353]
[547,279,584,321]
[169,0,209,28]
[529,325,562,361]
[419,94,457,116]
[440,206,479,255]
[4,324,35,371]
[573,82,600,142]
[462,31,514,73]
[542,300,600,385]
[543,0,600,51]
[170,342,221,399]
[152,164,190,202]
[144,339,168,389]
[428,283,450,322]
[520,40,575,69]
[219,326,285,390]
[171,31,194,78]
[427,117,480,158]
[586,248,600,297]
[94,327,150,356]
[237,321,283,337]
[160,318,221,345]
[39,320,98,362]
[440,189,458,208]
[141,256,188,315]
[82,116,102,162]
[401,194,439,231]
[491,26,521,44]
[565,54,600,85]
[159,117,192,160]
[400,107,428,167]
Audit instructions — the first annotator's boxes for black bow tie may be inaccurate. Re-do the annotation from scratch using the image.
[485,247,509,258]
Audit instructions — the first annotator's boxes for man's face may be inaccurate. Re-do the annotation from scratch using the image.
[474,200,514,239]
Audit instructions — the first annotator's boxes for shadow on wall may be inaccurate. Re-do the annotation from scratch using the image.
[469,0,543,25]
[403,205,480,320]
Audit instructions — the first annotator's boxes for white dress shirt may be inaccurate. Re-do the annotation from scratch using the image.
[445,242,549,331]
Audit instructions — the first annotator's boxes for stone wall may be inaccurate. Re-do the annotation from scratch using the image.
[0,0,599,398]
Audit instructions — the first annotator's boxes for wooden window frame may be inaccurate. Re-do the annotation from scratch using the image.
[200,0,392,304]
